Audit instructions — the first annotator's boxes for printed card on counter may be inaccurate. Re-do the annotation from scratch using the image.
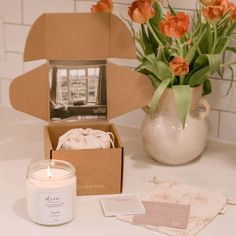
[100,195,145,217]
[133,201,190,229]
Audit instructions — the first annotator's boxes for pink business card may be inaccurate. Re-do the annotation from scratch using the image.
[133,201,190,229]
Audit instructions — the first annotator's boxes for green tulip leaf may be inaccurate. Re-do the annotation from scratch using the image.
[206,54,221,73]
[224,65,234,96]
[194,54,221,73]
[141,24,153,55]
[226,46,236,54]
[214,23,236,53]
[155,61,172,81]
[136,61,160,80]
[185,26,207,63]
[167,1,176,15]
[189,66,211,87]
[173,85,192,128]
[203,79,212,95]
[148,74,161,88]
[149,1,162,26]
[149,78,173,114]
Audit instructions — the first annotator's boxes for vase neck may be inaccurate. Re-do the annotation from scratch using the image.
[157,86,203,113]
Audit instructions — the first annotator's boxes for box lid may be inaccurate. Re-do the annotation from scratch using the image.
[9,62,153,121]
[24,13,136,61]
[9,12,154,122]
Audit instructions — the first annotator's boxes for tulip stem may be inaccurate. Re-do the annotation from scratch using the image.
[146,22,164,47]
[155,0,167,14]
[176,38,184,57]
[179,75,185,85]
[176,39,186,85]
[211,24,217,53]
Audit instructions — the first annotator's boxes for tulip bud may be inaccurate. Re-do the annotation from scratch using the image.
[202,5,224,24]
[91,0,113,13]
[169,56,189,76]
[200,0,218,6]
[128,0,155,24]
[230,6,236,21]
[160,12,189,39]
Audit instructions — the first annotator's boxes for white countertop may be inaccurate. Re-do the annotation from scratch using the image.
[0,106,236,236]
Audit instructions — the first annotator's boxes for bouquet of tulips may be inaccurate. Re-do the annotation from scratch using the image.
[91,0,236,127]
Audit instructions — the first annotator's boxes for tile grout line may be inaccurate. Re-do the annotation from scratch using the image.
[0,77,13,81]
[5,50,23,55]
[4,22,31,27]
[211,108,236,114]
[209,76,236,82]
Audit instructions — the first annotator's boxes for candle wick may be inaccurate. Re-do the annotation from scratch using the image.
[47,165,52,178]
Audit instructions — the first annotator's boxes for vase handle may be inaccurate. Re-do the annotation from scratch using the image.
[198,98,211,119]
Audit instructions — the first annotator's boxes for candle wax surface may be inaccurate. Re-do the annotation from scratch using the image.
[28,167,76,189]
[32,168,71,179]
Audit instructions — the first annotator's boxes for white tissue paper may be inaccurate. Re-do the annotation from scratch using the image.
[56,128,114,150]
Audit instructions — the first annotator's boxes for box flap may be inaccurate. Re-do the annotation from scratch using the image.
[9,63,50,121]
[24,13,136,62]
[9,62,153,122]
[107,62,153,119]
[10,13,153,122]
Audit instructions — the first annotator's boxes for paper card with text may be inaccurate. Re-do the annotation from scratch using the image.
[133,201,190,229]
[100,195,145,217]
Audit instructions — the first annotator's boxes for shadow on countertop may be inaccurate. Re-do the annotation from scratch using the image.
[12,198,28,222]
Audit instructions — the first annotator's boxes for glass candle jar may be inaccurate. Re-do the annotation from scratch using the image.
[26,159,77,225]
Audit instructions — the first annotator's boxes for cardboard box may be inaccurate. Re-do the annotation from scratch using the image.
[9,13,153,195]
[45,122,123,195]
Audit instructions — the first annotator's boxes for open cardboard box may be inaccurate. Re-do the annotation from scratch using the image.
[9,13,153,195]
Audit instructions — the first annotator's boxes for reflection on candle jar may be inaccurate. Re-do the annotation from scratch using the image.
[26,159,77,225]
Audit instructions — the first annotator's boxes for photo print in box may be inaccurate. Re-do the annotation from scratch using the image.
[49,60,107,121]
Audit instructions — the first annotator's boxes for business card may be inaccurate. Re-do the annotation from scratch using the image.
[100,195,146,217]
[133,201,190,229]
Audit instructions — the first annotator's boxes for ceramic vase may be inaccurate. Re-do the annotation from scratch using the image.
[141,86,210,165]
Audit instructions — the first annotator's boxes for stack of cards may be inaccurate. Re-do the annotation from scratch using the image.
[100,195,190,229]
[100,195,145,217]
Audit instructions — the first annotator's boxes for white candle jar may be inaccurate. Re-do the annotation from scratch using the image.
[26,159,77,225]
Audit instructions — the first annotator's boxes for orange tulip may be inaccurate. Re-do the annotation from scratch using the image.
[91,0,113,13]
[200,0,218,6]
[159,12,189,39]
[202,5,224,23]
[230,6,236,21]
[200,0,234,14]
[215,0,234,13]
[128,0,155,24]
[169,56,189,76]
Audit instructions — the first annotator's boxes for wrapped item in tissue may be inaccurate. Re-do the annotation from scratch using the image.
[56,128,114,150]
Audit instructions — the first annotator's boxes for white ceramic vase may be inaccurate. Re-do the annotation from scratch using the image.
[141,86,210,165]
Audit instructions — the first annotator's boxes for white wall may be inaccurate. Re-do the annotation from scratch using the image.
[0,0,236,144]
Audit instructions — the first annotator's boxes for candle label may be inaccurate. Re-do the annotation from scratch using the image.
[38,187,74,224]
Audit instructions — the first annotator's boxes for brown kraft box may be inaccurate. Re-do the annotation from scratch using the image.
[9,13,153,195]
